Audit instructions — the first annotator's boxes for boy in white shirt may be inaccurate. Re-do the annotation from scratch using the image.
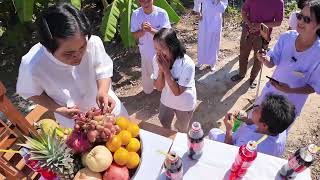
[131,0,171,94]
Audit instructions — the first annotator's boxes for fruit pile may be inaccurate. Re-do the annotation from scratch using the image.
[65,110,141,180]
[73,107,120,143]
[107,116,141,170]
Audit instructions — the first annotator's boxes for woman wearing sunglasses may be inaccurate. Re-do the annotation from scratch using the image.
[16,3,128,128]
[256,0,320,121]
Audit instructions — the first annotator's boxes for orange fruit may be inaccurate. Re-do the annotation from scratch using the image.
[106,135,122,152]
[116,116,130,130]
[114,147,129,166]
[126,138,141,152]
[118,130,132,145]
[127,123,140,138]
[126,152,140,169]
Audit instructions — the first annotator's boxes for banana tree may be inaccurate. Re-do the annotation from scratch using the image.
[100,0,182,48]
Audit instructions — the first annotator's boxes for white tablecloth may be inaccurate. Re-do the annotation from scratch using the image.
[158,133,311,180]
[133,129,173,179]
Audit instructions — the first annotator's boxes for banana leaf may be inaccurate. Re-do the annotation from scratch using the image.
[100,0,122,42]
[70,0,81,10]
[154,0,180,23]
[14,0,35,22]
[119,0,135,47]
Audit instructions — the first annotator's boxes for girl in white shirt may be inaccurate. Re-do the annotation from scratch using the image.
[16,3,127,128]
[152,28,197,133]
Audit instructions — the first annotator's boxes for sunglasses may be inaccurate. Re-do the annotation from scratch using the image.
[296,13,312,24]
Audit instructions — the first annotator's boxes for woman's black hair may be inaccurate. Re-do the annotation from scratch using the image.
[153,28,186,60]
[38,3,91,53]
[297,0,307,9]
[307,0,320,37]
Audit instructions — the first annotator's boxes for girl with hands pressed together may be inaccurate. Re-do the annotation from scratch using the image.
[152,28,197,133]
[16,3,128,128]
[255,0,320,118]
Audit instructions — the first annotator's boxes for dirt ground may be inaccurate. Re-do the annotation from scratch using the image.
[0,8,319,179]
[112,11,320,179]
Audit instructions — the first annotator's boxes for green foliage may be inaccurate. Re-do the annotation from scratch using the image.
[119,0,136,47]
[285,1,297,17]
[13,0,35,22]
[70,0,81,10]
[100,0,121,42]
[154,0,180,23]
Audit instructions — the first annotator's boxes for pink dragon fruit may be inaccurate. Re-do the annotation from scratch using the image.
[66,131,92,153]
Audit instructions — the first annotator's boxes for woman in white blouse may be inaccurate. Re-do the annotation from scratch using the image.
[16,3,127,128]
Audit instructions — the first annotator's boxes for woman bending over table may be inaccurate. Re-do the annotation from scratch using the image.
[17,3,128,128]
[151,28,197,133]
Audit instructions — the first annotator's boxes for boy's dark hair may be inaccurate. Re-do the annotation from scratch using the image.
[38,3,91,53]
[307,0,320,37]
[153,28,186,60]
[260,93,296,135]
[297,0,307,9]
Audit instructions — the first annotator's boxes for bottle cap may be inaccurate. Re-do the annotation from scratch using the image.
[246,141,257,151]
[192,122,201,131]
[168,151,178,162]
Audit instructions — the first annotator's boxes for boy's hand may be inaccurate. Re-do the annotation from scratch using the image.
[223,112,234,132]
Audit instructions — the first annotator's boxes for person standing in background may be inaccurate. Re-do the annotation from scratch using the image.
[193,0,228,72]
[289,0,308,30]
[230,0,284,88]
[131,0,171,94]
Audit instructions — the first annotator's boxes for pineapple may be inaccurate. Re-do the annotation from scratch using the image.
[19,129,81,180]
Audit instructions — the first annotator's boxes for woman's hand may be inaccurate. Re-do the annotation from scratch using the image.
[271,81,292,93]
[55,106,80,119]
[257,50,274,68]
[96,92,116,114]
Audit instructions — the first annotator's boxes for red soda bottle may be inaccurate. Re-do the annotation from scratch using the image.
[229,141,257,179]
[279,144,318,179]
[164,151,183,180]
[21,148,57,180]
[187,121,204,160]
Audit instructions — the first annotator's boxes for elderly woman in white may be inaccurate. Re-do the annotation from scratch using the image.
[17,3,127,128]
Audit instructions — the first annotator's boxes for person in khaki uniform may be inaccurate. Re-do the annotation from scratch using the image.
[231,0,284,88]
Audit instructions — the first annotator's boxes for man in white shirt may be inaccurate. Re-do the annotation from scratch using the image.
[209,94,296,157]
[131,0,171,94]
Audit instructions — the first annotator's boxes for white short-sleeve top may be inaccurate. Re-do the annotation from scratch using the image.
[152,54,197,111]
[131,6,171,60]
[16,35,121,127]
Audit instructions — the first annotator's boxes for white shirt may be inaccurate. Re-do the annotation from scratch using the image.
[152,54,197,111]
[16,36,122,128]
[289,11,298,30]
[256,31,320,115]
[130,6,171,60]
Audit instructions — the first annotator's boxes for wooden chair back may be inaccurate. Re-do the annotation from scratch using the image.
[0,81,40,179]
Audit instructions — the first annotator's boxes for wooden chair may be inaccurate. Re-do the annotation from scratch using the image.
[0,81,52,180]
